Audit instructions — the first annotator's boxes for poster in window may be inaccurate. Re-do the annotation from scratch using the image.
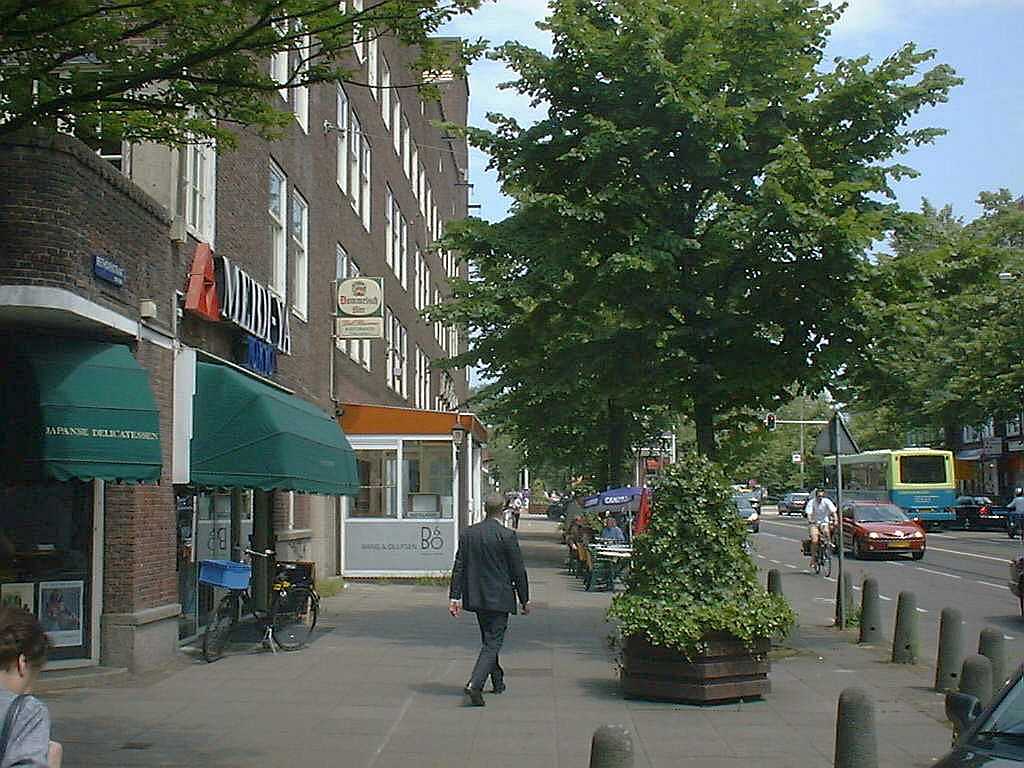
[39,581,83,647]
[1,583,35,614]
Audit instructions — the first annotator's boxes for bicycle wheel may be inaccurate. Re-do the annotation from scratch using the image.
[202,592,239,663]
[270,587,318,650]
[823,546,833,578]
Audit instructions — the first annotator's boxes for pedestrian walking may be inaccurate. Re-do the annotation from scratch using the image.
[0,606,63,767]
[449,493,531,706]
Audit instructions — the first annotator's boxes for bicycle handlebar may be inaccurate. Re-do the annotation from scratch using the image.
[236,547,276,559]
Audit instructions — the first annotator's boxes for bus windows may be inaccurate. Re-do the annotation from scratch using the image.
[898,455,946,484]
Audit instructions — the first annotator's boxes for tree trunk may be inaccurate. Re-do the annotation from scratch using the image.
[694,403,717,457]
[607,399,626,488]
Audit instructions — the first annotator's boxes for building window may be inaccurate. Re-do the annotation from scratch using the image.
[385,189,407,288]
[380,57,391,128]
[367,38,379,97]
[385,307,407,397]
[415,346,431,409]
[268,161,287,298]
[352,449,398,518]
[293,30,310,133]
[351,0,365,63]
[414,250,431,312]
[437,372,457,412]
[290,191,308,319]
[1007,414,1023,438]
[392,98,402,155]
[335,245,371,370]
[400,115,410,177]
[336,87,350,193]
[348,113,362,217]
[183,140,216,244]
[359,132,371,230]
[270,22,289,100]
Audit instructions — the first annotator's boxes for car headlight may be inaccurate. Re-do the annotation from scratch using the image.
[748,512,759,521]
[912,530,924,538]
[868,531,880,539]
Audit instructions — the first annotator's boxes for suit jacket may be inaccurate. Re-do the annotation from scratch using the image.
[449,517,529,614]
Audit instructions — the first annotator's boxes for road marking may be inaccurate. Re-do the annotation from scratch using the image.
[918,567,961,579]
[915,607,929,613]
[879,595,892,601]
[927,545,1014,563]
[825,577,835,582]
[784,564,798,569]
[853,585,861,591]
[1006,635,1016,641]
[976,580,1005,590]
[769,559,781,564]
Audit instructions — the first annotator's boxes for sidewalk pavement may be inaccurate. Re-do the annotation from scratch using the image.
[39,517,954,767]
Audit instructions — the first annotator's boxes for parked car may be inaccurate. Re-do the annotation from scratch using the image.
[840,501,926,560]
[951,495,1011,531]
[937,663,1024,767]
[731,494,760,533]
[778,491,811,516]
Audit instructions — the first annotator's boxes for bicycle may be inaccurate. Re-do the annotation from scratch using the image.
[810,521,833,577]
[199,548,319,662]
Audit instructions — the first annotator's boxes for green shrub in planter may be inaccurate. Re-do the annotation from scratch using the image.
[609,453,795,656]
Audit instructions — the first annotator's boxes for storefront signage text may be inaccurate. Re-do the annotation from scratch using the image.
[335,277,384,340]
[93,254,125,287]
[235,334,277,377]
[44,425,159,440]
[184,244,292,355]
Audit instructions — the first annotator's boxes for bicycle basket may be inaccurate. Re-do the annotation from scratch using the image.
[199,559,252,589]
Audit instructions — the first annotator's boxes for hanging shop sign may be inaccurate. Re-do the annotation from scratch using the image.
[234,334,278,378]
[184,243,292,354]
[335,277,384,339]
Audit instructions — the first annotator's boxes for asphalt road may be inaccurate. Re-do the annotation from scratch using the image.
[753,506,1024,669]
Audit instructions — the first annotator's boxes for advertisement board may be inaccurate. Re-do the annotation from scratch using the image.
[344,520,456,574]
[335,277,384,339]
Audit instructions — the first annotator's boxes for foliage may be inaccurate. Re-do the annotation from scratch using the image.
[432,0,961,476]
[608,453,794,654]
[842,191,1024,437]
[0,0,484,148]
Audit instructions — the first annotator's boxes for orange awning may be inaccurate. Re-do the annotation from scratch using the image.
[339,403,486,443]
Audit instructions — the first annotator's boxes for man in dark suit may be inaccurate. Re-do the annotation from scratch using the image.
[449,493,531,706]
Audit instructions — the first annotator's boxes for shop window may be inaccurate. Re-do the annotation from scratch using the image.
[402,441,453,519]
[353,450,398,518]
[0,481,94,661]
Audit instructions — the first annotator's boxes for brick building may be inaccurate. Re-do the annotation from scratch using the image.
[0,33,477,671]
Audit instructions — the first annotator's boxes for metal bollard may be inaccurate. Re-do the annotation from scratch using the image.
[767,568,783,596]
[935,607,964,692]
[891,591,918,664]
[589,724,634,768]
[960,655,993,708]
[834,687,879,768]
[859,578,882,644]
[841,572,855,627]
[978,627,1007,691]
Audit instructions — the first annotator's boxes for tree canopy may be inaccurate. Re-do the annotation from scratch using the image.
[433,0,960,479]
[0,0,483,147]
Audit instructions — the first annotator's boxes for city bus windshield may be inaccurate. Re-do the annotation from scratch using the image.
[898,455,946,484]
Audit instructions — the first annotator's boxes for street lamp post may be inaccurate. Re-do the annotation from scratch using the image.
[451,422,468,531]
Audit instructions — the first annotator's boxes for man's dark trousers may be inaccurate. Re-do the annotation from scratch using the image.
[469,610,508,690]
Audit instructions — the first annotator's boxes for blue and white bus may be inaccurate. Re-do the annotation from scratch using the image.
[824,448,957,530]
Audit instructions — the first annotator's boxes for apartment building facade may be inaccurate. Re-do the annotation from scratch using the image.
[0,31,476,671]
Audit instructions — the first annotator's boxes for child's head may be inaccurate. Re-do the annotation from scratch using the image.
[0,606,51,679]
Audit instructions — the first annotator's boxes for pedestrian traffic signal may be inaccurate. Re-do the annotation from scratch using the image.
[765,413,777,431]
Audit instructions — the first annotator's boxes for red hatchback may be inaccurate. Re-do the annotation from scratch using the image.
[840,501,926,560]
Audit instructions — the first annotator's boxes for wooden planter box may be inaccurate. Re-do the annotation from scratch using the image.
[621,633,770,703]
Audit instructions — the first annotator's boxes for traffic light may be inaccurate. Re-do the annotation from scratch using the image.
[765,413,777,431]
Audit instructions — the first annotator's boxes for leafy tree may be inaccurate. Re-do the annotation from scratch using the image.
[434,0,960,474]
[0,0,483,148]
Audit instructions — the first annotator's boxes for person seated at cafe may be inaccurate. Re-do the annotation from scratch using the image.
[600,515,625,543]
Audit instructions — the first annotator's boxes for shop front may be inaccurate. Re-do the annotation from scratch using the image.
[174,352,359,640]
[1,337,163,666]
[339,405,486,578]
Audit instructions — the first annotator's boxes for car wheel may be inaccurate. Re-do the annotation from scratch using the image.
[851,537,863,560]
[962,516,971,531]
[911,551,924,561]
[1009,525,1019,539]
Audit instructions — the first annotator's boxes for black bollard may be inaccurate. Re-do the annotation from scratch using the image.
[960,655,993,708]
[767,568,783,596]
[589,724,634,768]
[859,578,882,644]
[935,607,964,692]
[891,591,918,664]
[834,687,879,768]
[978,627,1007,691]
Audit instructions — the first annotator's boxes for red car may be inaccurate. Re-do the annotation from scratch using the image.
[840,501,926,560]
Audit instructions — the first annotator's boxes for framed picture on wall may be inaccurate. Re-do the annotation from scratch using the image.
[1,583,35,614]
[39,580,83,647]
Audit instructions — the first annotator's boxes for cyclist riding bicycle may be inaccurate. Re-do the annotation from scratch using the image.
[805,489,837,567]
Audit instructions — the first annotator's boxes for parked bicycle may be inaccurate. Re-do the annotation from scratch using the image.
[199,548,319,662]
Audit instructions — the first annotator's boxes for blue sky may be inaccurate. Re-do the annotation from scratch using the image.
[442,0,1024,225]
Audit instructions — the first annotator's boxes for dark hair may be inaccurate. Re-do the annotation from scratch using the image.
[0,607,51,671]
[484,493,505,517]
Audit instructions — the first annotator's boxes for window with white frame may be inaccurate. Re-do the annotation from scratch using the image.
[415,346,430,409]
[348,113,362,215]
[425,188,433,240]
[359,132,371,230]
[385,189,408,288]
[414,250,431,312]
[963,425,981,444]
[410,145,419,192]
[417,161,426,213]
[385,185,396,271]
[392,98,402,155]
[367,38,379,97]
[400,115,410,177]
[293,30,310,133]
[183,139,216,244]
[270,22,289,99]
[437,372,457,412]
[385,307,408,397]
[336,86,350,193]
[1007,414,1023,438]
[433,288,443,346]
[352,0,365,62]
[268,162,287,298]
[981,418,996,439]
[335,245,371,370]
[380,57,391,128]
[290,191,308,319]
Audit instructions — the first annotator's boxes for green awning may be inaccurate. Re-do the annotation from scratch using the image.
[0,340,162,482]
[190,362,358,495]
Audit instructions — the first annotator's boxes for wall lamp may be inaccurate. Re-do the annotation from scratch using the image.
[451,422,468,447]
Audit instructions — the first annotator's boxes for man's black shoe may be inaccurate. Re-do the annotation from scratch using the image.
[464,685,485,706]
[491,680,506,694]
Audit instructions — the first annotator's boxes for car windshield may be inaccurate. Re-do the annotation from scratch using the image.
[976,497,994,505]
[731,494,755,511]
[972,674,1024,750]
[853,505,909,523]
